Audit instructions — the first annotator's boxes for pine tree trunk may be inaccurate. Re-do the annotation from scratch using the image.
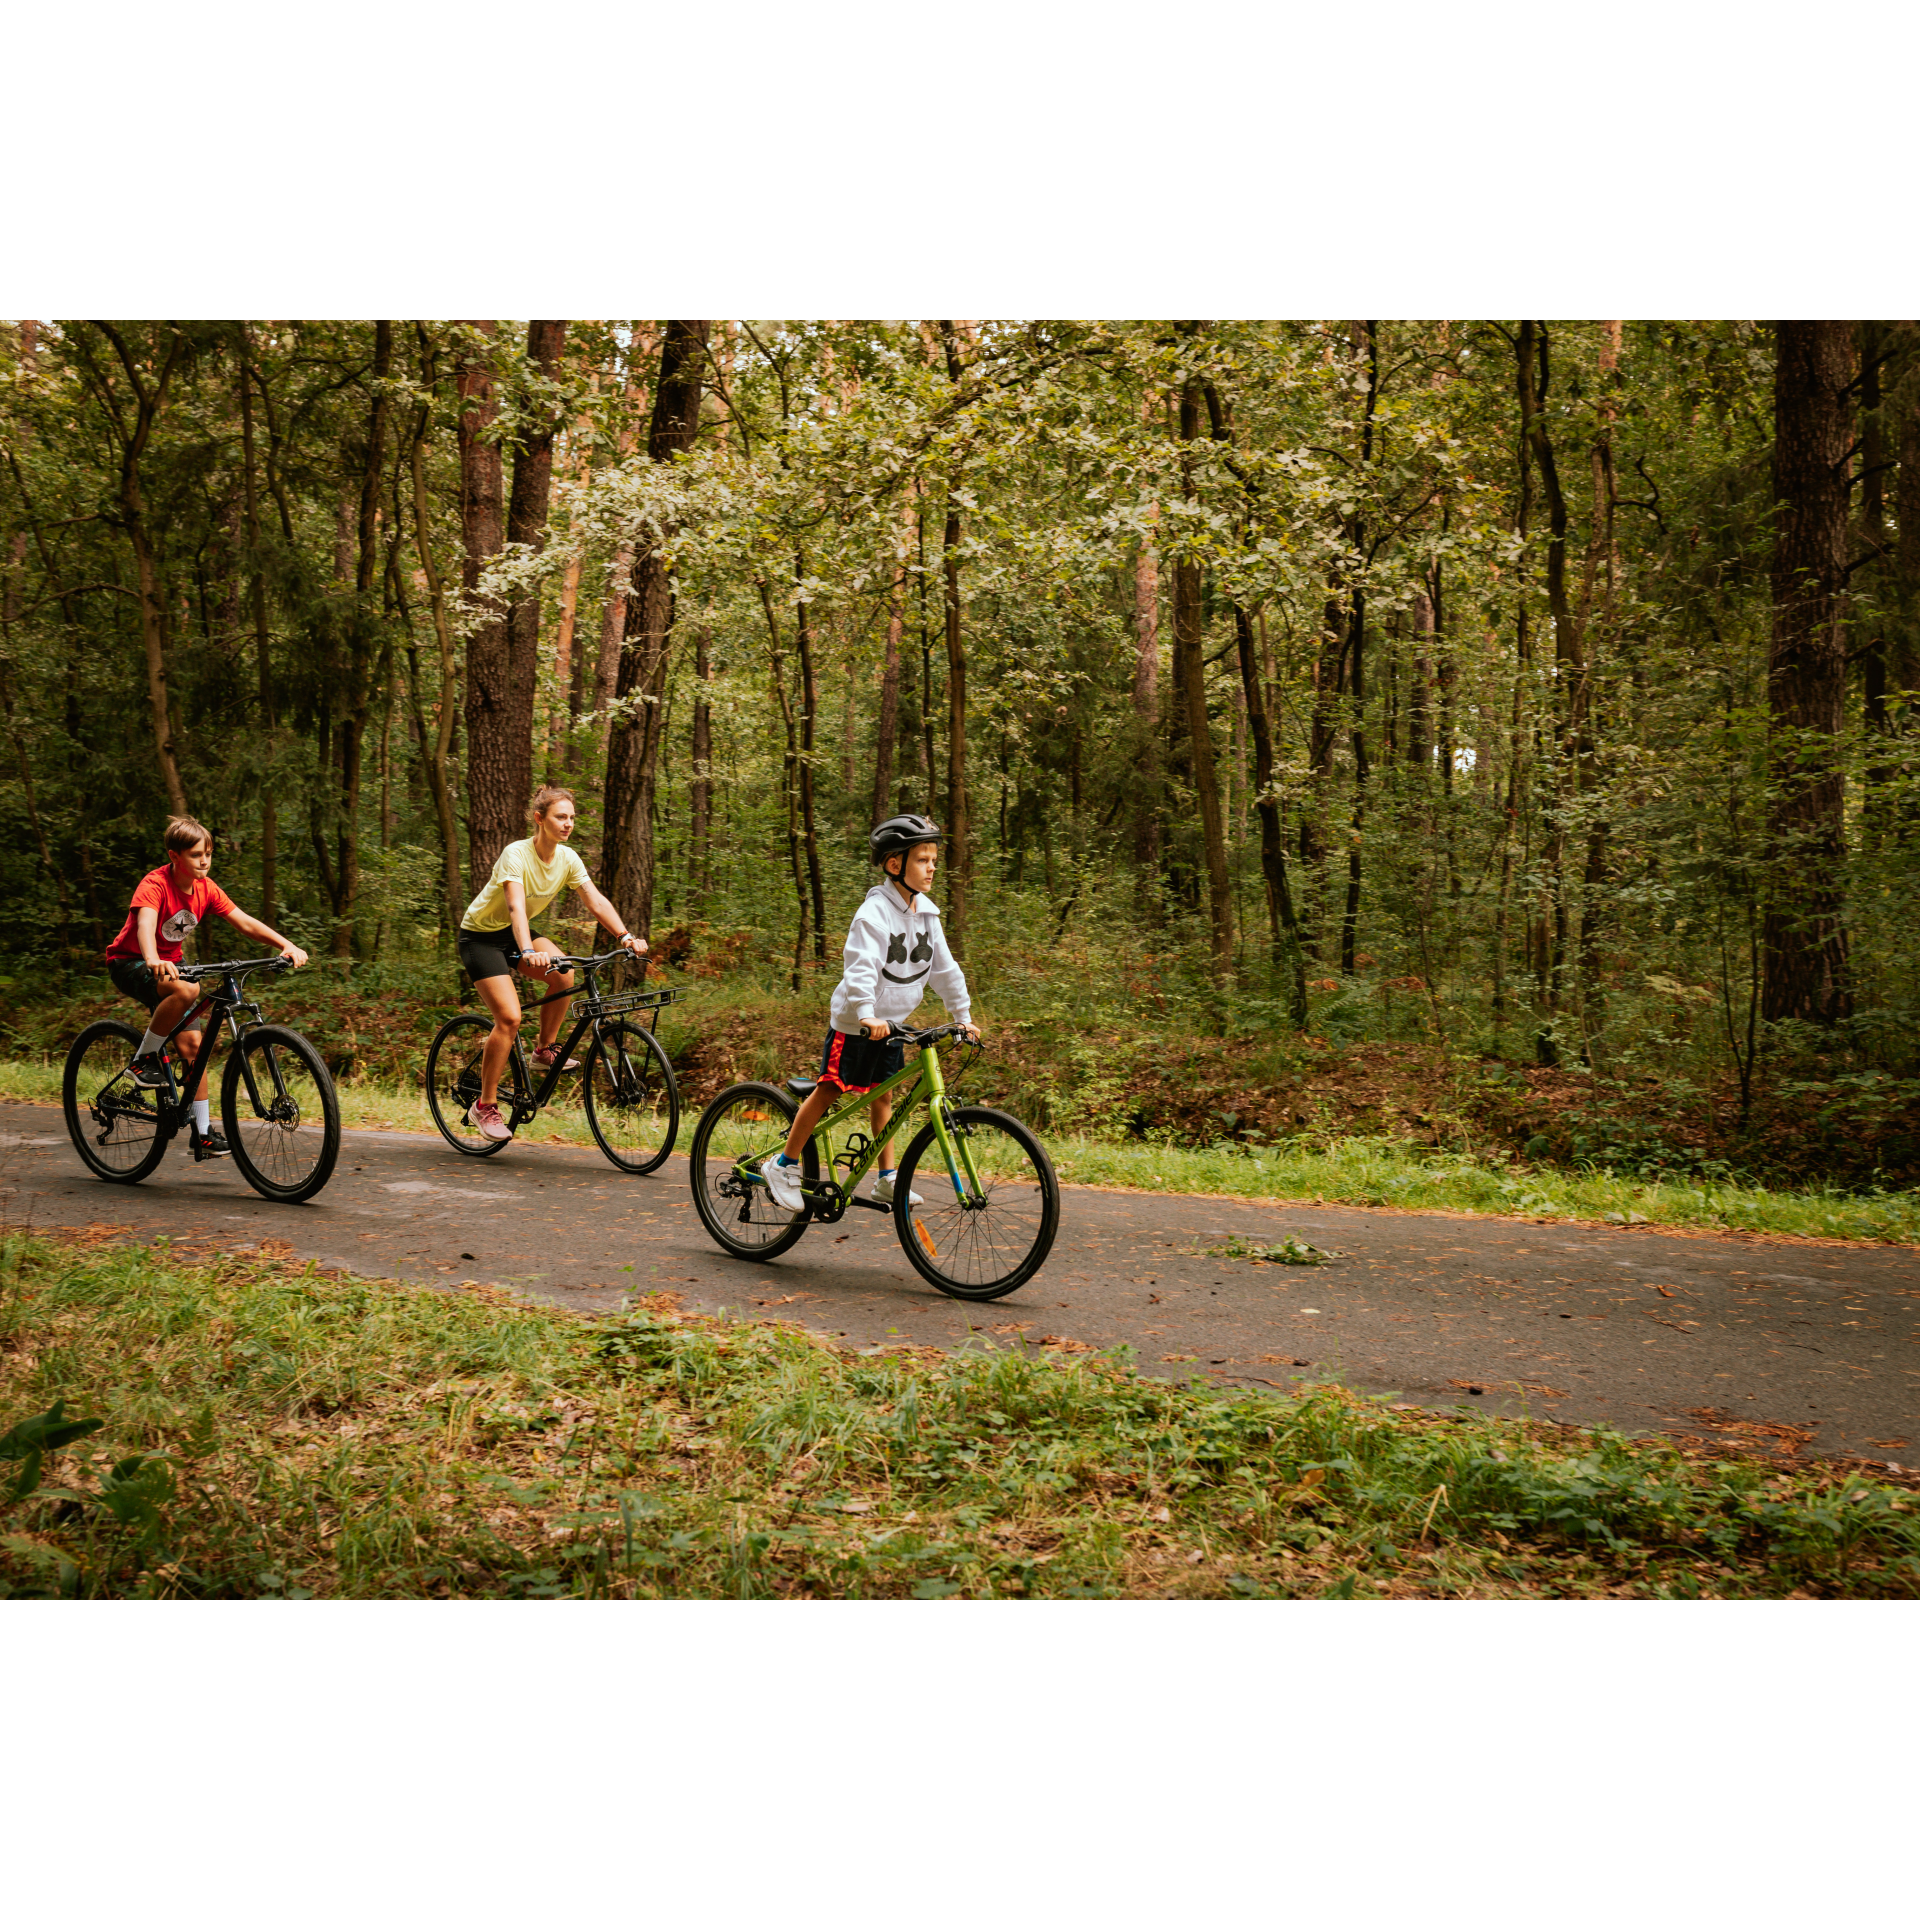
[1761,320,1853,1023]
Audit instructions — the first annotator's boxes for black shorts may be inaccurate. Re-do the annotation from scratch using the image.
[818,1026,904,1095]
[458,927,573,987]
[106,956,208,1021]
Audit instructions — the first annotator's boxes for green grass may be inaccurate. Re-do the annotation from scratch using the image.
[2,1231,1914,1600]
[1048,1132,1920,1244]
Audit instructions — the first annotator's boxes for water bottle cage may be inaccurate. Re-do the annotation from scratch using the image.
[833,1133,871,1176]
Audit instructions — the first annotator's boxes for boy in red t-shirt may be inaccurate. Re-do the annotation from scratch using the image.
[103,815,309,1160]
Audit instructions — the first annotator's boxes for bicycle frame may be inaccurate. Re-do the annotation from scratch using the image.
[496,963,679,1123]
[787,1035,987,1216]
[137,964,288,1128]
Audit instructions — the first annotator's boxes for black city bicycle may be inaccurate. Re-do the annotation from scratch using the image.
[62,956,341,1204]
[424,950,680,1174]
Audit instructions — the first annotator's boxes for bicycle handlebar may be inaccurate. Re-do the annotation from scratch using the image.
[176,955,293,983]
[889,1020,980,1048]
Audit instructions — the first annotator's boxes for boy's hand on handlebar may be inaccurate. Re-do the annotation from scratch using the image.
[152,959,181,986]
[862,1018,891,1042]
[619,933,646,956]
[961,1022,982,1043]
[280,944,308,968]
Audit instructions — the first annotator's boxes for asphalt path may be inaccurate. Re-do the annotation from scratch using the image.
[3,1106,1915,1467]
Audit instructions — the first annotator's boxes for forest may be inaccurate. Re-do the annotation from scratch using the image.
[2,318,1916,1196]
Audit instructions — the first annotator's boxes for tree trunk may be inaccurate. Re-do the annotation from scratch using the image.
[1133,396,1163,893]
[690,626,713,902]
[407,381,469,933]
[328,318,394,959]
[602,321,709,942]
[1894,327,1920,845]
[500,319,568,800]
[1175,372,1233,975]
[456,321,508,895]
[1761,320,1853,1024]
[795,547,828,960]
[872,523,906,825]
[90,325,190,814]
[237,325,278,926]
[937,322,970,959]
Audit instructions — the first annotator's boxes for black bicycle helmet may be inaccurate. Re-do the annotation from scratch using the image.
[869,813,942,867]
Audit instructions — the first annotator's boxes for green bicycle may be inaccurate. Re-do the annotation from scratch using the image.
[688,1022,1060,1301]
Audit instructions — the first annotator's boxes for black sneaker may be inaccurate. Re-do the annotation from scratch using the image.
[190,1128,231,1162]
[128,1054,170,1090]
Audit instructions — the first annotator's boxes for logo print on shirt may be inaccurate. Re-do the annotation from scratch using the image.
[159,908,199,944]
[881,927,933,985]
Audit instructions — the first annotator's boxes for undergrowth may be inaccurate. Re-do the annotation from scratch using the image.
[2,1232,1913,1600]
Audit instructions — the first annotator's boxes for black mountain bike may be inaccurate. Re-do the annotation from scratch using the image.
[424,950,680,1174]
[62,956,341,1203]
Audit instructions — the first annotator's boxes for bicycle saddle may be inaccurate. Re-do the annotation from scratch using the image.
[785,1078,818,1097]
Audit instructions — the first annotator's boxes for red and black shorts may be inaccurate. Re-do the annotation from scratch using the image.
[818,1026,904,1095]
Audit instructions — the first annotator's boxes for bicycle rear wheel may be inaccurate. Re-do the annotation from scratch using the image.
[425,1012,526,1157]
[223,1025,341,1203]
[895,1106,1059,1301]
[688,1081,817,1261]
[62,1019,171,1184]
[584,1018,679,1175]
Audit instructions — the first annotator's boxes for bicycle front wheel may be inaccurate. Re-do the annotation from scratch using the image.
[425,1012,525,1157]
[689,1081,817,1261]
[223,1025,340,1203]
[63,1019,171,1184]
[584,1018,679,1175]
[895,1106,1060,1300]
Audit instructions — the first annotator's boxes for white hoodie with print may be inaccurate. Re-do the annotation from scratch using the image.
[828,883,971,1035]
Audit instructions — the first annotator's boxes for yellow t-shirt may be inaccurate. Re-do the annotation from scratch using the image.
[461,838,592,934]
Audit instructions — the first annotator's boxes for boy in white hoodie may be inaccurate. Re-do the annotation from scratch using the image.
[762,814,979,1211]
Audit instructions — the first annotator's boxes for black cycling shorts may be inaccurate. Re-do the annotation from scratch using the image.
[458,927,574,986]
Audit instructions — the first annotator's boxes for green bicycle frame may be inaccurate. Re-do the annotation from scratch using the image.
[786,1036,986,1207]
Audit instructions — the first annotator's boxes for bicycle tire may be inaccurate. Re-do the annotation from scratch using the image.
[688,1081,818,1262]
[895,1106,1060,1301]
[62,1019,172,1184]
[583,1018,679,1175]
[425,1011,528,1157]
[222,1025,341,1204]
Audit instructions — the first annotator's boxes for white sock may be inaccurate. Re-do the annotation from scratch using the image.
[136,1029,165,1057]
[191,1099,211,1133]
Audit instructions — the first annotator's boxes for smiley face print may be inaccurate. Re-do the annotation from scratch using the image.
[881,926,933,985]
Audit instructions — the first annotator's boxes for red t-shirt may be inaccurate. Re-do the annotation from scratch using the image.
[104,868,237,965]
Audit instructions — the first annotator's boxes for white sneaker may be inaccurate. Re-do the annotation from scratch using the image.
[468,1100,512,1143]
[873,1172,923,1208]
[762,1154,806,1211]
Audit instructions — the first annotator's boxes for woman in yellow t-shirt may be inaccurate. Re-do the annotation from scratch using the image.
[457,787,648,1141]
